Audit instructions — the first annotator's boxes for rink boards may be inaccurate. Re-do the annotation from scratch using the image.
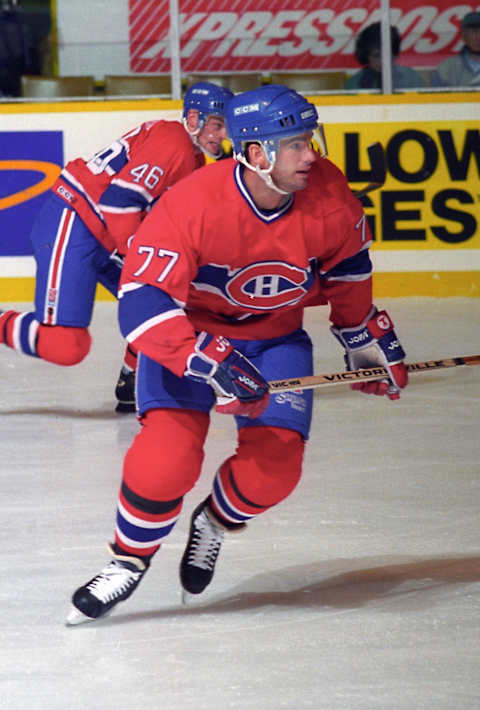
[0,92,479,300]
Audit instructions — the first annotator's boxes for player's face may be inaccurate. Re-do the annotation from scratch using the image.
[197,115,228,157]
[272,132,317,192]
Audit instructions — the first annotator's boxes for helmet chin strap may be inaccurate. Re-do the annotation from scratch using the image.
[200,143,224,160]
[183,117,224,160]
[236,152,290,196]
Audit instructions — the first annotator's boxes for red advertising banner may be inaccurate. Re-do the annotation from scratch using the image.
[129,0,480,73]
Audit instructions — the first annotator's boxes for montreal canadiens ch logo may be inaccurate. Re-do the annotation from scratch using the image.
[226,262,309,310]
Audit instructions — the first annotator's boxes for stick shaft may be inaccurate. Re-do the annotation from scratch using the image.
[351,142,387,197]
[268,355,480,393]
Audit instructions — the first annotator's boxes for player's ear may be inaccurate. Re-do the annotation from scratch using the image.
[247,143,269,169]
[185,108,199,133]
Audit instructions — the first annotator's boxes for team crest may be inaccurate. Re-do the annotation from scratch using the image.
[225,261,310,310]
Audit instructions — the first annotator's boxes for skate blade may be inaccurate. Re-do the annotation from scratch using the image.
[65,605,97,626]
[181,589,203,606]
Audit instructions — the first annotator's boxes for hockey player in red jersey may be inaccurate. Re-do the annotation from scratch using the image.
[0,82,233,412]
[67,84,408,624]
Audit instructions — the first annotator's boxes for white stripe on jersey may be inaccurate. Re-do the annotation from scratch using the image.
[118,282,143,298]
[61,168,105,220]
[99,204,143,214]
[109,177,154,202]
[325,272,372,282]
[126,309,186,343]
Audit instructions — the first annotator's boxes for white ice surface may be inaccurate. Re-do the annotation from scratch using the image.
[1,299,479,710]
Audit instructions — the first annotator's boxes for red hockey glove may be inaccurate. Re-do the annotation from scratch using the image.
[331,307,408,400]
[185,332,270,418]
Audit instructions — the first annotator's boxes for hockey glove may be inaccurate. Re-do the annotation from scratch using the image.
[185,332,270,418]
[331,307,408,400]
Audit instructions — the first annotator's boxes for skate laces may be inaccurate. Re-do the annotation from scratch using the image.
[187,510,224,571]
[86,560,142,603]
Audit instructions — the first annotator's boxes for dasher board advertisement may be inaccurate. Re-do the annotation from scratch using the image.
[57,0,480,77]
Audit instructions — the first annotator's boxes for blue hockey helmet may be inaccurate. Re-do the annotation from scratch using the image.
[226,84,325,166]
[183,82,234,129]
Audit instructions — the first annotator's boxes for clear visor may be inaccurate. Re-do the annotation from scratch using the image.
[260,121,328,165]
[309,122,328,158]
[235,120,327,167]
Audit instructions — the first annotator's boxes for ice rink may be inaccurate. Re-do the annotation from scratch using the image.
[1,298,479,710]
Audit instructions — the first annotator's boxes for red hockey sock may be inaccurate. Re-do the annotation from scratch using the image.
[0,310,20,346]
[115,408,209,556]
[210,426,305,526]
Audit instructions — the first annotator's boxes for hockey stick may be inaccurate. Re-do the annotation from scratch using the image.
[268,355,480,393]
[351,142,387,198]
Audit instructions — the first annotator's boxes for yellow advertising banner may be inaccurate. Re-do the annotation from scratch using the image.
[326,121,480,252]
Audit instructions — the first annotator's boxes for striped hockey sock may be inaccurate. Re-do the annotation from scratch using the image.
[0,310,40,357]
[210,462,270,527]
[114,481,183,557]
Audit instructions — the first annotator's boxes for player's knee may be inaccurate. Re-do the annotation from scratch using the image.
[37,325,91,365]
[123,408,209,500]
[233,426,305,506]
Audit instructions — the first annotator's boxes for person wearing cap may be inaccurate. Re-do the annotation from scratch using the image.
[433,12,480,88]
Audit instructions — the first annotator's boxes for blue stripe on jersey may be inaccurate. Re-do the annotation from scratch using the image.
[116,512,176,543]
[90,144,130,174]
[118,284,179,338]
[99,183,151,211]
[234,164,293,223]
[108,148,129,174]
[320,247,372,282]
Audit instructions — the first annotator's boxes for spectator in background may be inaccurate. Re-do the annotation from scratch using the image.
[345,22,424,91]
[0,0,32,97]
[432,12,480,88]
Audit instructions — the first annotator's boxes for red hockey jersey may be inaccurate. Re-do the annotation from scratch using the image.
[119,156,373,377]
[51,120,204,254]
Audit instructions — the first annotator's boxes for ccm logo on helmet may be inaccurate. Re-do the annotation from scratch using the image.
[233,103,260,115]
[301,108,316,119]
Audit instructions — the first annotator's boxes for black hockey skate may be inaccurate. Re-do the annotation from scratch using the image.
[66,546,148,625]
[115,367,136,413]
[180,497,245,600]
